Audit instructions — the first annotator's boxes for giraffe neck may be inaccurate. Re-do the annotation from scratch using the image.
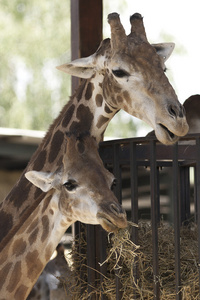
[0,191,72,300]
[53,74,117,144]
[0,73,116,250]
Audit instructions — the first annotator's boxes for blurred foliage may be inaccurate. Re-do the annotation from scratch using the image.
[0,0,71,130]
[0,0,156,137]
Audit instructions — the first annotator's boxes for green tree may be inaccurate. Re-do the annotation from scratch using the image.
[0,0,71,130]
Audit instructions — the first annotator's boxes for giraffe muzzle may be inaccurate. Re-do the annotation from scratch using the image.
[97,203,127,233]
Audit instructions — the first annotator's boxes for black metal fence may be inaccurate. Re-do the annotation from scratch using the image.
[75,134,200,299]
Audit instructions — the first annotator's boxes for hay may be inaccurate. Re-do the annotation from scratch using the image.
[136,222,199,299]
[61,222,199,299]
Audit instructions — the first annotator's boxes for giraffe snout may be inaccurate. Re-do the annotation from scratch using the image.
[110,203,125,215]
[167,103,186,119]
[97,201,127,232]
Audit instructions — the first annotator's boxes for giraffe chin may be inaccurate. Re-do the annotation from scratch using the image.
[156,124,180,145]
[97,214,127,233]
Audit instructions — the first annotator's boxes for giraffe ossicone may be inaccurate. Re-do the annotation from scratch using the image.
[58,12,188,145]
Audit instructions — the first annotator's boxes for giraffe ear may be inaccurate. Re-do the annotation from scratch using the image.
[56,55,95,78]
[152,42,175,62]
[25,171,54,192]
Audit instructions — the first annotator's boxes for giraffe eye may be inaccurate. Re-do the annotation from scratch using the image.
[111,178,117,191]
[64,180,78,192]
[112,69,129,78]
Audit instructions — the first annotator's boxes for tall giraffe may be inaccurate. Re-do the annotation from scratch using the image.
[0,12,188,297]
[0,133,127,299]
[58,12,188,145]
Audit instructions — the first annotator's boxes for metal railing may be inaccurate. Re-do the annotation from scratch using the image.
[75,134,200,299]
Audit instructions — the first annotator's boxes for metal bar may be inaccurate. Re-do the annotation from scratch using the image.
[180,167,190,224]
[74,222,87,295]
[156,167,161,223]
[100,137,198,163]
[150,140,160,300]
[98,226,108,300]
[173,143,182,299]
[195,137,200,289]
[113,144,123,300]
[194,166,198,222]
[86,225,96,298]
[130,141,139,235]
[130,141,139,299]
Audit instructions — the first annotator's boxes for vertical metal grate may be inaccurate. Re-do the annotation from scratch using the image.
[75,134,200,298]
[150,140,160,299]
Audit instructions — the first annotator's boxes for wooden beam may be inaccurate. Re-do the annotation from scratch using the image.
[70,0,103,92]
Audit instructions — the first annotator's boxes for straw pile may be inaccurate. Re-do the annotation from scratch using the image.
[62,222,199,299]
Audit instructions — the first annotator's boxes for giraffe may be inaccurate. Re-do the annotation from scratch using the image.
[57,12,188,145]
[0,132,127,299]
[0,11,188,297]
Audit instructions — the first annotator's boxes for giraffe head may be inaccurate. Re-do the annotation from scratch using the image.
[57,13,188,145]
[25,133,127,232]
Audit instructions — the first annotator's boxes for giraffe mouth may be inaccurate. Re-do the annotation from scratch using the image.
[97,213,127,233]
[159,124,175,139]
[157,123,180,144]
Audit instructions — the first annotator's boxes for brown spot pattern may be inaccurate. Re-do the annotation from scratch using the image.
[26,250,43,281]
[33,150,47,171]
[56,155,63,167]
[27,218,39,234]
[61,104,75,128]
[85,82,94,100]
[76,140,85,154]
[12,238,27,257]
[113,85,122,93]
[41,215,49,243]
[8,176,31,208]
[97,116,109,129]
[95,94,103,107]
[0,252,8,265]
[0,262,12,290]
[70,104,94,133]
[45,243,53,261]
[117,95,123,103]
[28,227,39,245]
[123,90,131,105]
[43,133,52,150]
[41,195,52,214]
[48,130,64,163]
[105,104,113,114]
[7,261,22,293]
[0,211,13,243]
[14,285,29,300]
[34,188,44,201]
[76,80,87,102]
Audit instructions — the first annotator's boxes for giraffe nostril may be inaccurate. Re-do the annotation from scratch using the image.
[168,105,177,118]
[168,104,186,119]
[110,203,124,215]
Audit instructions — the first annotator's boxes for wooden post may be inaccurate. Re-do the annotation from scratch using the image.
[70,0,103,92]
[70,2,103,298]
